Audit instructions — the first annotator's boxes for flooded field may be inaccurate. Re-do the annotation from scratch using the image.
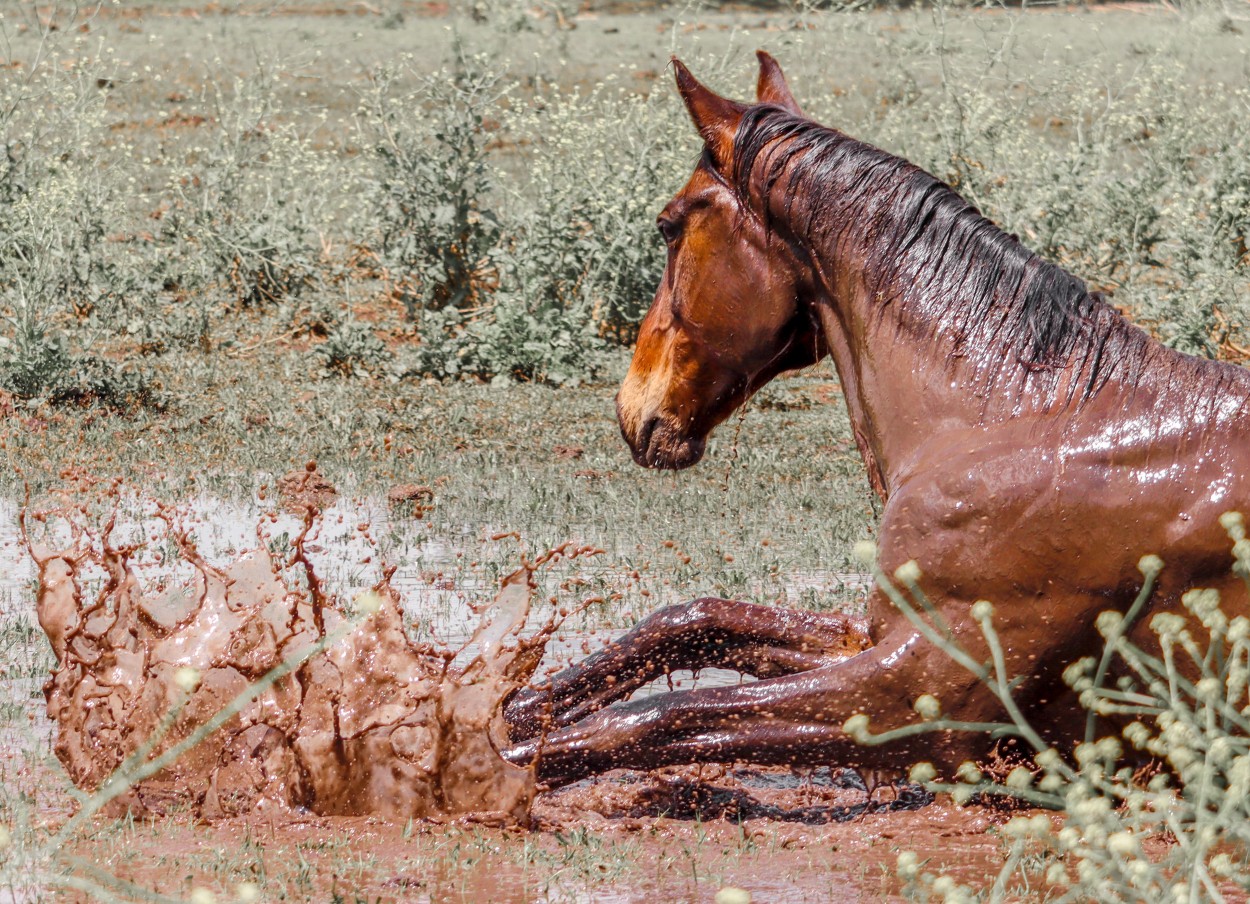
[0,496,991,904]
[3,0,1250,900]
[0,484,891,901]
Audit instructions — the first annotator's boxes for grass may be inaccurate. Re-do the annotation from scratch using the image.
[868,526,1250,902]
[1,353,875,629]
[1,0,1250,901]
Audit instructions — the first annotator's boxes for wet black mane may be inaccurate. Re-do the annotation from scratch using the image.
[730,106,1104,371]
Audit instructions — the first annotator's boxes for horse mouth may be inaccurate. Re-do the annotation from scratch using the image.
[622,412,706,471]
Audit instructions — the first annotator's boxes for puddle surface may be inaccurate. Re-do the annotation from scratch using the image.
[4,485,876,826]
[25,496,569,822]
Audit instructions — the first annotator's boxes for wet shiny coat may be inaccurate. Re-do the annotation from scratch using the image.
[504,54,1250,787]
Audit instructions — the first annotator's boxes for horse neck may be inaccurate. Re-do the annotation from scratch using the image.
[783,178,1088,497]
[807,285,962,500]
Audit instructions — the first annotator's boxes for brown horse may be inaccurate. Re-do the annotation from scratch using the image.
[504,53,1250,788]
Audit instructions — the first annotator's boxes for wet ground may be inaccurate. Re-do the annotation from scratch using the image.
[5,0,1245,899]
[1,496,1037,903]
[20,490,873,813]
[62,770,1027,903]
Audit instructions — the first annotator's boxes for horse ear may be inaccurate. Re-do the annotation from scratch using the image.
[755,50,802,115]
[672,58,744,166]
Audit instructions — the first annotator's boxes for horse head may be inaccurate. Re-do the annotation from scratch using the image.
[615,53,827,470]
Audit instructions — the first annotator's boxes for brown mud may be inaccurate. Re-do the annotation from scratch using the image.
[69,787,1029,903]
[22,494,1049,901]
[21,491,1077,901]
[26,492,603,824]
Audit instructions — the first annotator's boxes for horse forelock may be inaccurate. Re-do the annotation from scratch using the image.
[729,106,1130,399]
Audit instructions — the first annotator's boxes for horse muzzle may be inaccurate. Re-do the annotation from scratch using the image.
[616,402,707,471]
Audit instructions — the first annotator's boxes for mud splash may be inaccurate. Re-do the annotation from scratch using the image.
[27,500,591,824]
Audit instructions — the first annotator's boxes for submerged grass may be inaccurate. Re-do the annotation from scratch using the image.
[1,357,876,628]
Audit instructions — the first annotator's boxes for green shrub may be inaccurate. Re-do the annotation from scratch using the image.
[0,322,164,412]
[363,49,507,318]
[161,64,332,313]
[497,76,685,345]
[850,516,1250,903]
[0,133,160,410]
[361,55,680,383]
[313,318,393,379]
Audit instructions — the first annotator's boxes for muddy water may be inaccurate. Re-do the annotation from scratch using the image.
[0,495,871,675]
[26,497,559,822]
[1,493,873,733]
[95,786,1022,903]
[8,495,1057,901]
[19,493,874,825]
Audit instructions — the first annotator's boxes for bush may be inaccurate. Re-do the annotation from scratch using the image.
[312,318,393,379]
[0,134,160,411]
[363,49,507,318]
[161,64,333,313]
[850,517,1250,903]
[0,324,164,413]
[361,54,683,383]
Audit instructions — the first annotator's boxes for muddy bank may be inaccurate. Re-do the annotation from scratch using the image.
[84,789,1025,903]
[26,494,601,823]
[22,498,1088,902]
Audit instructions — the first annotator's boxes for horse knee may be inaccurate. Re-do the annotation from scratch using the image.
[603,699,685,753]
[648,597,727,633]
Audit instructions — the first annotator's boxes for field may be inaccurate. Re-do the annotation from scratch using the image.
[2,0,1250,901]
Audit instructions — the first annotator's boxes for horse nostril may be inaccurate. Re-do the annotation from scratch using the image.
[637,417,659,457]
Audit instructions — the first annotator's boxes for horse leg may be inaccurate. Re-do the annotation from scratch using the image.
[504,597,869,742]
[503,622,998,787]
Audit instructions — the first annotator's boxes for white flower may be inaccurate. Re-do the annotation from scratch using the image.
[971,600,995,622]
[1063,657,1095,691]
[1210,854,1234,877]
[1095,610,1123,638]
[1034,748,1062,771]
[956,761,982,783]
[909,762,937,784]
[1197,676,1223,701]
[842,714,870,741]
[897,851,920,880]
[1150,612,1186,639]
[1107,831,1136,856]
[1137,554,1164,578]
[914,694,941,720]
[174,667,201,693]
[1095,736,1122,762]
[894,560,922,584]
[1123,722,1151,748]
[852,540,876,567]
[1002,816,1033,838]
[1005,767,1033,790]
[1219,511,1244,535]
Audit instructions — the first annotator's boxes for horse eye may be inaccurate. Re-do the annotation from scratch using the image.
[657,218,680,245]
